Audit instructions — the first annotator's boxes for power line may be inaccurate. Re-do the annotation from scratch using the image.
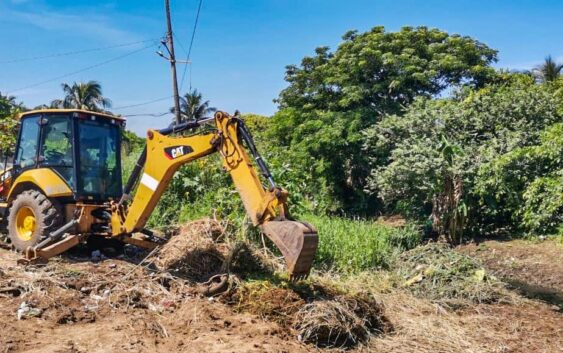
[173,33,188,57]
[112,96,172,111]
[0,39,158,64]
[121,112,171,117]
[180,0,203,92]
[6,43,155,95]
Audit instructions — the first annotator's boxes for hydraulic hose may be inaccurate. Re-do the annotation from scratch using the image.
[236,119,276,190]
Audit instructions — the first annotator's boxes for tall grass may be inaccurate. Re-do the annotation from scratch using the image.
[305,215,422,273]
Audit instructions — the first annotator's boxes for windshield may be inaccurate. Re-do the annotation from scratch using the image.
[77,120,121,199]
[40,115,74,187]
[15,116,40,169]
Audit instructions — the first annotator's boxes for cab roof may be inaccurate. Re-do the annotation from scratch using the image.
[18,109,126,122]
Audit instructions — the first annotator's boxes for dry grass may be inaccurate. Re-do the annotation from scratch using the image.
[368,291,561,353]
[371,291,483,353]
[153,218,228,282]
[227,281,305,326]
[395,243,514,307]
[0,255,194,325]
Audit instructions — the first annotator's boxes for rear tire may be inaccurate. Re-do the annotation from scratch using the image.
[7,190,62,251]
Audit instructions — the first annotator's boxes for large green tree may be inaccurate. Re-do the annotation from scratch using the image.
[270,26,498,213]
[277,26,498,113]
[51,81,111,112]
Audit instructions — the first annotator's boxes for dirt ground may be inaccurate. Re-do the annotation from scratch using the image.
[460,238,563,310]
[0,237,561,353]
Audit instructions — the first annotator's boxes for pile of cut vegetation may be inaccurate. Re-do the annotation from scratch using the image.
[224,280,390,348]
[153,218,228,282]
[396,243,511,307]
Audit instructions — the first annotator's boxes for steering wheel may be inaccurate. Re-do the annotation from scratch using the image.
[44,150,67,164]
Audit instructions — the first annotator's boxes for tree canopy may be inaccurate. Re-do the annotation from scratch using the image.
[51,81,112,112]
[277,26,498,114]
[270,26,499,213]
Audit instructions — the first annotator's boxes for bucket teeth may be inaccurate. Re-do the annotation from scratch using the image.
[260,221,318,281]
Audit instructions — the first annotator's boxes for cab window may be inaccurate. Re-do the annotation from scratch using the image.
[40,116,72,166]
[77,120,121,198]
[15,116,40,169]
[39,115,74,187]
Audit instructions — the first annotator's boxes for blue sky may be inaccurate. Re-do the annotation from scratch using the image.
[1,0,562,135]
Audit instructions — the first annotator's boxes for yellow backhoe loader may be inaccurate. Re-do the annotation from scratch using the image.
[0,109,318,280]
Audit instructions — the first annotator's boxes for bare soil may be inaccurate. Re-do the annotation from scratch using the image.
[460,239,563,310]
[0,235,561,352]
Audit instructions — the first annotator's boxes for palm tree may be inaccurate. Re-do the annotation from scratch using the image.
[533,55,563,83]
[172,89,216,123]
[0,92,24,118]
[51,81,112,112]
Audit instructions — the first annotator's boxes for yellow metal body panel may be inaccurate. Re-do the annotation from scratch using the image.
[215,113,277,225]
[118,112,284,234]
[19,109,126,122]
[8,168,73,200]
[122,132,217,232]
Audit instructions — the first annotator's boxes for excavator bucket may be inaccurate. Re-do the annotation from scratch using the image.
[260,221,318,280]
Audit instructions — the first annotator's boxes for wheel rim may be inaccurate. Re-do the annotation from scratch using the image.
[15,206,36,241]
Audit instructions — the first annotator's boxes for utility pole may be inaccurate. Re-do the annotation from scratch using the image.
[164,0,182,125]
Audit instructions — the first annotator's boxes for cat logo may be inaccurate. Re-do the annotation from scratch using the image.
[164,145,194,160]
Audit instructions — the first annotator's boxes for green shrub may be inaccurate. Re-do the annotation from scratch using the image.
[477,122,563,234]
[365,75,563,235]
[522,173,563,234]
[0,93,21,152]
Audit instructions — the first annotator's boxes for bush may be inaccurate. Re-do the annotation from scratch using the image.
[0,93,22,152]
[477,122,563,234]
[365,75,563,235]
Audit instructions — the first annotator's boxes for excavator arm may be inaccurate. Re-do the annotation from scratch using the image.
[113,111,318,279]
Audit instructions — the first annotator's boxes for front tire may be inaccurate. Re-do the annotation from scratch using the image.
[7,190,62,251]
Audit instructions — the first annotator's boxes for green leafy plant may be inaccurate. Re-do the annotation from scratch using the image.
[365,74,562,237]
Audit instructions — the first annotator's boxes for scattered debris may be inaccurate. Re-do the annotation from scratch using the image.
[228,281,305,326]
[0,220,560,353]
[17,301,42,320]
[396,243,512,307]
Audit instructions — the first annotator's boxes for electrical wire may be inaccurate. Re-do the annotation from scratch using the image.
[0,39,158,64]
[180,0,203,92]
[121,112,171,117]
[5,43,156,95]
[112,96,173,111]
